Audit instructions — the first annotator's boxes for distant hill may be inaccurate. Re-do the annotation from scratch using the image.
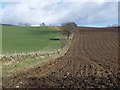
[0,24,15,26]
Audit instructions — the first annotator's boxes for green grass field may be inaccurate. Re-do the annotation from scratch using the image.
[2,26,62,54]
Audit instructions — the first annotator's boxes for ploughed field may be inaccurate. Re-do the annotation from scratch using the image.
[2,27,119,88]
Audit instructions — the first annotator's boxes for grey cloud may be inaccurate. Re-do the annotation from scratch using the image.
[1,1,118,26]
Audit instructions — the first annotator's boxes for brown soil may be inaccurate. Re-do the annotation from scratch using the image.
[2,27,119,88]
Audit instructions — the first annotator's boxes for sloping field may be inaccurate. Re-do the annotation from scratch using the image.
[2,27,119,88]
[2,26,61,54]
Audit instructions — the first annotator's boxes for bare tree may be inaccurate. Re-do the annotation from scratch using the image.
[24,23,29,26]
[41,22,45,26]
[61,22,77,39]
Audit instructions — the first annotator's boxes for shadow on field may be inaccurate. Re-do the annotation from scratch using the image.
[49,38,60,41]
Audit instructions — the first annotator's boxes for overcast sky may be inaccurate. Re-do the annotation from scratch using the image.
[0,0,119,27]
